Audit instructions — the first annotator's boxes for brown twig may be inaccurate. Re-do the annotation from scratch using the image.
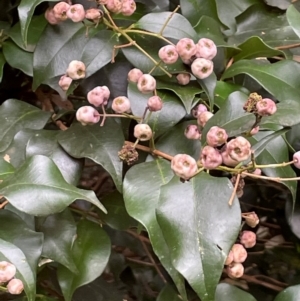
[241,274,287,291]
[275,42,300,50]
[228,174,240,206]
[225,57,234,70]
[0,200,8,209]
[126,230,151,244]
[126,257,156,267]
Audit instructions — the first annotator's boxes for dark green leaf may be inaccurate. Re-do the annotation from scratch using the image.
[197,72,217,111]
[5,203,35,230]
[0,157,15,180]
[286,123,300,151]
[157,284,182,301]
[57,220,111,301]
[38,209,77,273]
[14,297,57,301]
[58,118,124,192]
[156,173,241,301]
[0,99,51,152]
[274,284,300,301]
[216,283,257,301]
[0,51,5,82]
[266,0,290,9]
[0,155,107,215]
[287,5,300,38]
[123,159,187,300]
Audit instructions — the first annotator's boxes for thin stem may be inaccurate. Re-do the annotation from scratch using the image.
[228,174,240,206]
[124,29,174,45]
[275,42,300,50]
[225,57,234,70]
[100,104,107,126]
[242,172,300,182]
[111,41,134,63]
[0,285,7,292]
[255,160,294,168]
[159,5,180,36]
[0,200,8,209]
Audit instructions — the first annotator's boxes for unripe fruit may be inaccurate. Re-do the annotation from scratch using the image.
[121,0,137,16]
[45,8,60,25]
[158,45,179,64]
[171,154,198,180]
[128,68,143,83]
[134,124,153,141]
[256,98,277,116]
[137,74,156,94]
[53,2,70,21]
[76,106,100,126]
[195,38,217,60]
[112,96,131,113]
[106,0,122,13]
[191,58,214,79]
[192,104,207,118]
[250,126,259,136]
[85,8,102,22]
[176,73,190,85]
[293,151,300,169]
[67,4,85,22]
[184,125,201,140]
[147,96,163,112]
[197,111,213,128]
[0,261,16,283]
[66,60,86,80]
[242,212,259,228]
[87,86,110,107]
[58,75,72,91]
[226,262,244,279]
[231,244,247,263]
[240,231,256,248]
[175,38,197,62]
[7,279,24,295]
[227,136,251,162]
[200,146,222,169]
[224,250,233,266]
[206,126,228,147]
[221,149,239,167]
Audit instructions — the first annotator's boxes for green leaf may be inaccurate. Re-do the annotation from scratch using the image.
[287,5,300,39]
[156,78,201,113]
[135,12,197,40]
[0,51,5,82]
[128,83,186,138]
[286,123,300,151]
[26,130,83,185]
[0,99,51,152]
[2,40,33,76]
[197,72,217,111]
[14,297,58,301]
[0,157,15,180]
[0,155,107,215]
[5,203,35,230]
[57,220,111,301]
[58,118,124,192]
[17,0,57,46]
[156,173,241,301]
[38,209,77,273]
[216,283,257,301]
[274,284,300,301]
[157,284,182,301]
[123,159,187,300]
[222,60,300,102]
[266,0,290,9]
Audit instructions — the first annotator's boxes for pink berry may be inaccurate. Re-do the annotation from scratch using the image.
[227,136,251,162]
[184,125,201,140]
[195,38,217,60]
[221,149,239,167]
[66,60,86,80]
[66,4,85,22]
[7,279,24,295]
[243,212,259,228]
[224,250,234,266]
[250,126,260,135]
[158,45,179,64]
[192,104,207,118]
[87,86,110,107]
[137,74,156,94]
[175,38,197,62]
[112,96,131,113]
[293,151,300,169]
[226,262,244,279]
[200,146,222,169]
[58,75,72,91]
[171,154,198,180]
[85,8,102,22]
[128,68,143,83]
[147,96,163,112]
[240,231,256,248]
[256,98,277,116]
[191,58,214,79]
[0,261,16,283]
[106,0,122,13]
[121,0,136,16]
[206,126,228,147]
[176,73,190,85]
[197,111,213,128]
[76,106,100,126]
[45,8,60,25]
[231,244,247,263]
[53,2,70,21]
[134,124,152,141]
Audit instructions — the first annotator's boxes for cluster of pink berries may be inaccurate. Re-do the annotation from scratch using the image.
[100,0,136,16]
[0,261,24,295]
[225,231,257,279]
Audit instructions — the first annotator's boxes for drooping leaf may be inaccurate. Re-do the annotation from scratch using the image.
[58,118,124,192]
[197,72,217,111]
[0,157,15,180]
[274,284,300,301]
[287,5,300,39]
[156,173,241,301]
[0,155,107,215]
[0,51,5,82]
[57,220,111,301]
[0,99,51,152]
[215,283,257,301]
[5,203,35,230]
[123,159,187,300]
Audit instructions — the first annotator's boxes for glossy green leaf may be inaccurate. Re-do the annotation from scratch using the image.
[286,123,300,151]
[157,284,182,301]
[57,220,111,301]
[287,5,300,40]
[3,40,33,76]
[17,0,57,46]
[38,209,77,273]
[58,118,124,192]
[274,284,300,301]
[0,99,50,152]
[136,12,197,40]
[124,159,187,300]
[128,83,186,138]
[0,155,107,215]
[216,283,257,301]
[0,157,15,180]
[222,60,300,102]
[0,51,5,82]
[197,72,217,111]
[26,130,83,185]
[156,173,241,301]
[5,203,35,230]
